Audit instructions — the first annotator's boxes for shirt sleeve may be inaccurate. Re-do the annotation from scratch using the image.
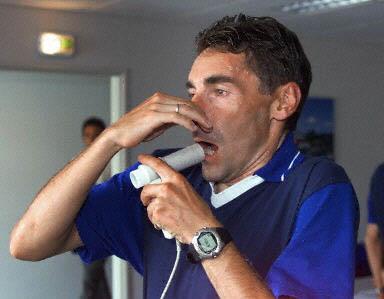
[266,182,359,299]
[75,162,144,275]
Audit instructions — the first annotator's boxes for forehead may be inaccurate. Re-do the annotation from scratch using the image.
[188,49,254,82]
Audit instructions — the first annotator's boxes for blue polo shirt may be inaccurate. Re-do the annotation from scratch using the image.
[75,133,359,298]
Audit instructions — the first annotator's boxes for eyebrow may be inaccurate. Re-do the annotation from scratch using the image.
[186,75,237,89]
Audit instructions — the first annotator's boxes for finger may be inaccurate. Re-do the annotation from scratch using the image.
[154,111,200,133]
[143,124,173,142]
[149,92,190,107]
[175,103,212,132]
[145,197,170,229]
[146,201,161,229]
[138,155,179,182]
[140,182,174,207]
[148,94,212,131]
[146,199,155,223]
[140,184,163,206]
[148,102,211,132]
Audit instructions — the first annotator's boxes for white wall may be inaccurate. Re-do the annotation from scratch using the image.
[0,70,110,298]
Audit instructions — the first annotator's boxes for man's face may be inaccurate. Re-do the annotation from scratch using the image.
[187,49,274,184]
[82,125,103,147]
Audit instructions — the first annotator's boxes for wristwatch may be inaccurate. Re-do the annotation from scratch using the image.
[187,227,232,264]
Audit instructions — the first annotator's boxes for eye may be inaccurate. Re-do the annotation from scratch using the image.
[214,89,228,97]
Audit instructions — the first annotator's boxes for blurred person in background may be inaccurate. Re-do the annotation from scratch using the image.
[365,163,384,299]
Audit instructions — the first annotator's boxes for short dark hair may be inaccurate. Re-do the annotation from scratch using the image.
[82,117,106,134]
[196,14,312,130]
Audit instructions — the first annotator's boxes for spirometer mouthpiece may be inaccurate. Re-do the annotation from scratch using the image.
[130,143,204,189]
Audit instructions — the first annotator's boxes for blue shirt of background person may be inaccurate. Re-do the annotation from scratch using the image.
[365,163,384,297]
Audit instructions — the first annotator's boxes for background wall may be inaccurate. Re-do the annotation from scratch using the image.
[303,38,384,238]
[0,70,110,298]
[0,4,383,297]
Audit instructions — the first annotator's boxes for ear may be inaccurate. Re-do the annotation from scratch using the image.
[270,82,301,121]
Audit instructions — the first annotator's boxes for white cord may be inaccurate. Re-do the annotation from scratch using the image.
[159,239,182,299]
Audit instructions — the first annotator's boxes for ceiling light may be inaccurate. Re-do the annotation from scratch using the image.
[282,0,374,14]
[38,32,75,57]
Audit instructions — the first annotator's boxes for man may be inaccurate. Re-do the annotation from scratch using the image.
[365,163,384,299]
[10,15,358,298]
[79,117,111,299]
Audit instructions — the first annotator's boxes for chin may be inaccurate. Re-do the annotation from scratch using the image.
[201,164,224,183]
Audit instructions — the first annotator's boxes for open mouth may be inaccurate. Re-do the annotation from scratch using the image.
[197,141,218,157]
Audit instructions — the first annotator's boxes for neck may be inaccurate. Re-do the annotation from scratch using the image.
[213,130,288,193]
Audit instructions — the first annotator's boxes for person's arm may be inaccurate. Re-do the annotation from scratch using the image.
[10,134,118,261]
[202,243,275,298]
[10,92,211,261]
[365,224,384,297]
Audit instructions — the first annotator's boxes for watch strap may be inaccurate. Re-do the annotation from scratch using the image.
[187,244,202,264]
[215,227,232,244]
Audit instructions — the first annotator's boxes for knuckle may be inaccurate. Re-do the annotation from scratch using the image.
[152,205,165,221]
[152,158,163,168]
[171,172,183,182]
[161,182,173,194]
[151,92,163,101]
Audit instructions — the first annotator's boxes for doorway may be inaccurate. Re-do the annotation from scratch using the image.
[0,70,128,299]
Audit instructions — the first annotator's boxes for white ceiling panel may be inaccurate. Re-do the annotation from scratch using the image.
[0,0,383,46]
[0,0,122,11]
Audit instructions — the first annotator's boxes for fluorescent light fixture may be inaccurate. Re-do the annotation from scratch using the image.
[38,32,75,57]
[282,0,374,14]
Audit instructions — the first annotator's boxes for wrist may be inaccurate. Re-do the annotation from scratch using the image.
[101,127,124,150]
[96,128,123,156]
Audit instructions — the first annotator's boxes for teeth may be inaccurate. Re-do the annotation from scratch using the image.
[204,145,215,156]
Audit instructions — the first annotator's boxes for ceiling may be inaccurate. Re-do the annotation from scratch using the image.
[1,0,383,47]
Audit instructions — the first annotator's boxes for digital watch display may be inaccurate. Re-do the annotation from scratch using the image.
[187,227,232,263]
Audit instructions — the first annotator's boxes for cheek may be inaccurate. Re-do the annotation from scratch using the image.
[205,97,241,125]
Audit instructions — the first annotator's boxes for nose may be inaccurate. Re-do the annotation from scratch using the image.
[191,93,207,112]
[190,93,213,133]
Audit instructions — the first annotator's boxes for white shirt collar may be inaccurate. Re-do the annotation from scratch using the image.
[209,149,301,208]
[210,175,265,208]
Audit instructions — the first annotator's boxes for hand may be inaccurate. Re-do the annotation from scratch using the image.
[139,154,221,243]
[106,92,212,149]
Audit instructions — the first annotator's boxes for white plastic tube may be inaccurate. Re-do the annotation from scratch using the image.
[130,143,205,239]
[130,143,204,188]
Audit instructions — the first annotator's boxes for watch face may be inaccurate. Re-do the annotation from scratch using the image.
[197,232,218,254]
